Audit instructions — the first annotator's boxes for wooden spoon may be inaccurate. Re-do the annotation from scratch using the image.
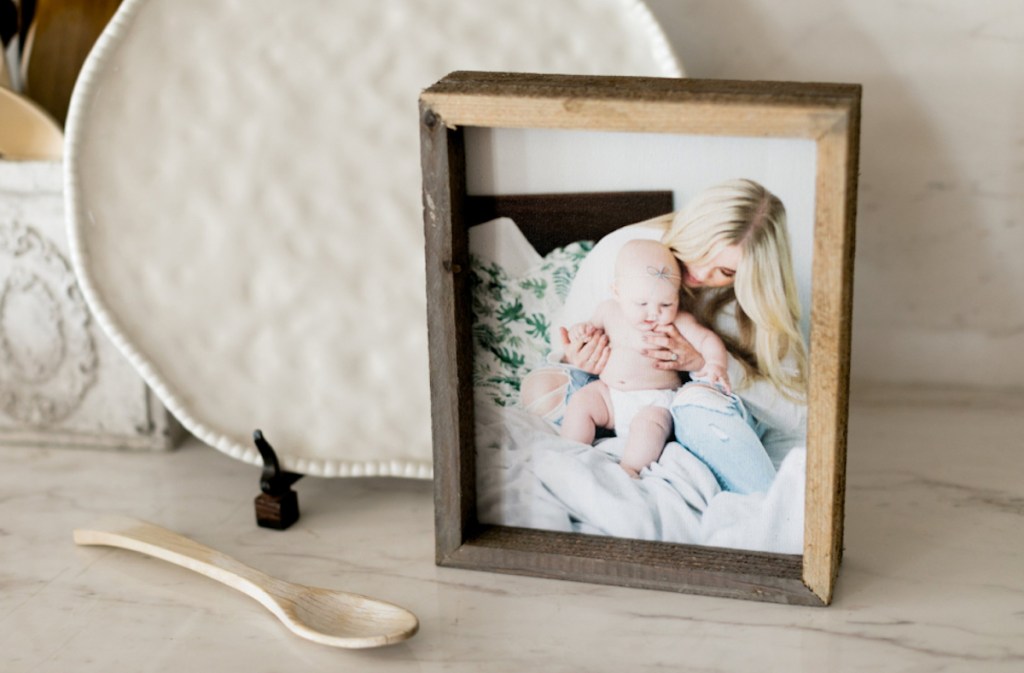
[73,516,419,649]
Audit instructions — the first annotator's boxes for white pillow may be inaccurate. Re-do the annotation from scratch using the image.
[469,217,543,278]
[468,219,594,408]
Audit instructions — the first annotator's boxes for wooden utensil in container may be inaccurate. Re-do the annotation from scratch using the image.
[0,0,18,89]
[0,43,10,89]
[0,85,62,159]
[20,0,121,124]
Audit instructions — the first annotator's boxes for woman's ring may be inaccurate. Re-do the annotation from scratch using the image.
[670,352,679,362]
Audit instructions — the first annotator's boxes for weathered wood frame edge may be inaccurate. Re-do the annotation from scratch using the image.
[419,71,861,607]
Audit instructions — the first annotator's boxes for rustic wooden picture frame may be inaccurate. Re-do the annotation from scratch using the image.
[419,71,860,606]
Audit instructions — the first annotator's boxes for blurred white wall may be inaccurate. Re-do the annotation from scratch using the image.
[640,0,1024,390]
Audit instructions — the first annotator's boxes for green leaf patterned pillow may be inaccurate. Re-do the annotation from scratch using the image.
[470,240,594,408]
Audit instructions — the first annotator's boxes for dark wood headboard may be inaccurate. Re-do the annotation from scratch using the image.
[464,191,674,256]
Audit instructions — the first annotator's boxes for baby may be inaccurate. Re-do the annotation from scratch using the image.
[559,239,731,477]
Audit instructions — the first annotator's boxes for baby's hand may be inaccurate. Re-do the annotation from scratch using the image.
[695,364,732,395]
[568,322,597,344]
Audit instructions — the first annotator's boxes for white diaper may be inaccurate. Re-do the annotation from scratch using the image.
[607,387,676,438]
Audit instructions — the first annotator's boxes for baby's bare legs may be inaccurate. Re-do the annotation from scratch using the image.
[559,380,613,445]
[619,407,673,478]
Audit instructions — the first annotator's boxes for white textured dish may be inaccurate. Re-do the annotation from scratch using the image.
[65,0,682,477]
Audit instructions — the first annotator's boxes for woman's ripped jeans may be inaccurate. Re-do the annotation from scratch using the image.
[670,382,776,495]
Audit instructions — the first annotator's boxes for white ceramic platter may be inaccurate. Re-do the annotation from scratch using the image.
[65,0,682,477]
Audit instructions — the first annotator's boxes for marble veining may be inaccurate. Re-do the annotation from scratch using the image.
[1,388,1022,671]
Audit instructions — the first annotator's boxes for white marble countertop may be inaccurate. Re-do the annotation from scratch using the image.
[2,386,1022,672]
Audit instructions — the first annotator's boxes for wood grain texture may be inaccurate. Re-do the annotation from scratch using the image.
[421,71,860,606]
[0,38,10,90]
[422,71,857,139]
[421,103,479,561]
[73,516,419,649]
[21,0,122,125]
[804,97,861,604]
[447,527,820,606]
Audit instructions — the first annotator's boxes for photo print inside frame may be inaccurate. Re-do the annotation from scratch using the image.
[420,72,860,605]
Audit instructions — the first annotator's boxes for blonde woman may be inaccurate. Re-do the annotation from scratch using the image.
[521,179,808,494]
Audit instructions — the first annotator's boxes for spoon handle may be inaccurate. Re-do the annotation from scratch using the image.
[74,516,283,601]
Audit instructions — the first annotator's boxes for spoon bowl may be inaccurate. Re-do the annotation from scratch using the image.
[73,516,419,649]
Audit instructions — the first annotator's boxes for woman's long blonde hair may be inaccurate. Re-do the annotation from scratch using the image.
[660,179,808,400]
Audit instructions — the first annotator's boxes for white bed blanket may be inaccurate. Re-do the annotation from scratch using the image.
[475,396,805,554]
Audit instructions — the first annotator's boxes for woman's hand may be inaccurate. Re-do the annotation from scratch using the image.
[560,326,611,375]
[642,324,704,372]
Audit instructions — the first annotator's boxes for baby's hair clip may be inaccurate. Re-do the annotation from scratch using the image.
[646,265,680,282]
